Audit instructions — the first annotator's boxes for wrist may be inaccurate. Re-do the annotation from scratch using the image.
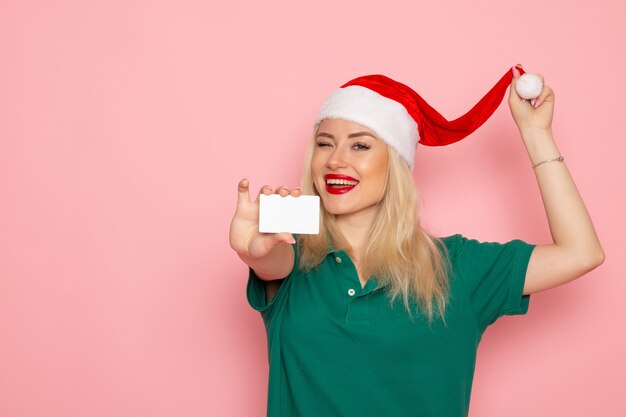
[518,128,561,163]
[519,126,553,141]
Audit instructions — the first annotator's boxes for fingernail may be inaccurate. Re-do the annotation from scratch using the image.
[512,66,520,78]
[534,98,542,108]
[530,99,536,107]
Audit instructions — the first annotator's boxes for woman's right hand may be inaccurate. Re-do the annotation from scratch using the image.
[229,179,301,260]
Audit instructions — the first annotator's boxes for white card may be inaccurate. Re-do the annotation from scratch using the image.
[259,194,320,234]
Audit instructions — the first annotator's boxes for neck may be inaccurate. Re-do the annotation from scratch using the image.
[335,205,379,261]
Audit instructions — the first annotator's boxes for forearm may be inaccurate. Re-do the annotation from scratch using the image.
[237,241,295,280]
[521,129,604,289]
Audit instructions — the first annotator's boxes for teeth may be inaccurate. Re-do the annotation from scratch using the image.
[326,178,358,186]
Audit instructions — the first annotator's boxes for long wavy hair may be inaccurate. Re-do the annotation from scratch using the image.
[297,134,450,323]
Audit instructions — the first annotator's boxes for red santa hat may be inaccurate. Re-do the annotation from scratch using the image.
[314,65,530,170]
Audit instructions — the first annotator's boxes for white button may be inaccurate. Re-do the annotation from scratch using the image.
[335,256,342,263]
[347,289,356,296]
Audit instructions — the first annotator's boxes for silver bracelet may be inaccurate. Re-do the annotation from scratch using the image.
[532,156,564,169]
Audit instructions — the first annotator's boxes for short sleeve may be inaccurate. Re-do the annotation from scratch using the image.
[446,234,535,332]
[246,268,276,312]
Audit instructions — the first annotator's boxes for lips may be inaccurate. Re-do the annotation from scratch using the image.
[324,174,359,195]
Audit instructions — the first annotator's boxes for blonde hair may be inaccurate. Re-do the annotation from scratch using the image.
[298,136,450,323]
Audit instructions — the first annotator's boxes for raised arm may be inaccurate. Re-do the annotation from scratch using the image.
[508,67,604,295]
[229,179,297,280]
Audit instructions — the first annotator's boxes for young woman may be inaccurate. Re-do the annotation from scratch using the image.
[229,66,604,417]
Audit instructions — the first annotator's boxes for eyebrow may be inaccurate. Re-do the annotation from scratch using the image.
[316,131,377,139]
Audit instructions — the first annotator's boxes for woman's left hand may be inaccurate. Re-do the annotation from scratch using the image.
[508,66,555,133]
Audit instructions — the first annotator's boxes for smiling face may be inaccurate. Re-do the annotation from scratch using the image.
[311,119,389,221]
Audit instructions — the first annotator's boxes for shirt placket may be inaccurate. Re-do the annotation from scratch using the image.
[332,251,372,324]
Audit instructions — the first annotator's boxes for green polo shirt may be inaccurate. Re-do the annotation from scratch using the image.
[247,234,535,417]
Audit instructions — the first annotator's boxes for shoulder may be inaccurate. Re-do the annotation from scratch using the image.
[439,233,463,248]
[438,234,464,259]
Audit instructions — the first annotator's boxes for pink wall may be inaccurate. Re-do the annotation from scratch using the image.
[1,0,624,416]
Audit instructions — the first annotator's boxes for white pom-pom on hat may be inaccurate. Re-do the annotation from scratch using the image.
[515,73,543,99]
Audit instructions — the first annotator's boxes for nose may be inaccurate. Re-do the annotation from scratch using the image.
[327,146,348,170]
